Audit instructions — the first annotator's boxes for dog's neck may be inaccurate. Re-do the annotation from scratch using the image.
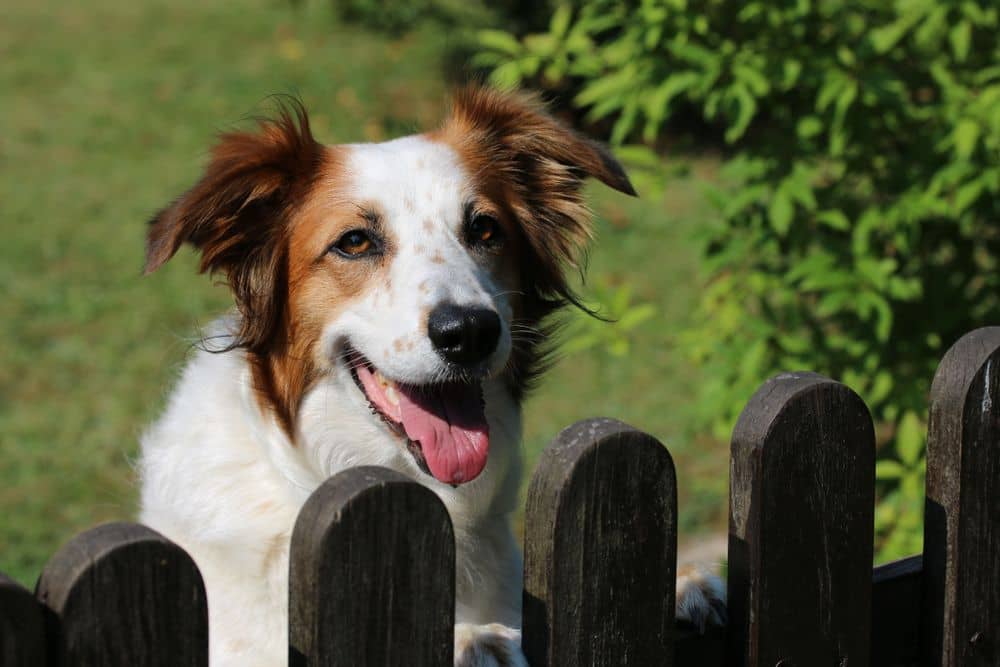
[238,363,325,506]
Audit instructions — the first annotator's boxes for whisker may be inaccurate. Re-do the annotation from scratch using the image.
[491,289,525,299]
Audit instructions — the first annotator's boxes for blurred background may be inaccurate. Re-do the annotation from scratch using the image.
[2,0,998,585]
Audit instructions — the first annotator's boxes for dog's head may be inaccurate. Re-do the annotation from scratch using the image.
[146,87,634,486]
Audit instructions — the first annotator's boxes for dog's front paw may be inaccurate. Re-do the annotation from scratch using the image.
[454,623,528,667]
[676,564,727,632]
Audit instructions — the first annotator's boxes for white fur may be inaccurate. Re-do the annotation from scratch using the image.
[139,135,722,666]
[140,137,524,666]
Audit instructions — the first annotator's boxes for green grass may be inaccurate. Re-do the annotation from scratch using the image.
[0,0,726,586]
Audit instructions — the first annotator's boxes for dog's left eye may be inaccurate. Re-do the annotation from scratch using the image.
[466,214,503,248]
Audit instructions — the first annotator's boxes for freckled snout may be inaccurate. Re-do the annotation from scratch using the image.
[428,303,501,366]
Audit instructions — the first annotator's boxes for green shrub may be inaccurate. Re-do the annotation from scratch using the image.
[563,277,657,360]
[475,0,1000,561]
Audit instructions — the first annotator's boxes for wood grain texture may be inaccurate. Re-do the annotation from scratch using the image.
[728,372,875,667]
[288,466,454,667]
[923,326,1000,666]
[35,522,207,666]
[522,417,677,667]
[0,573,47,666]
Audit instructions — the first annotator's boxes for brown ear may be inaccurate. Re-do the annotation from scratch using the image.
[145,98,322,350]
[439,86,637,396]
[441,86,636,307]
[445,86,636,196]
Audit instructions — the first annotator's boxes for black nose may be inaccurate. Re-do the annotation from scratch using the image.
[427,303,501,365]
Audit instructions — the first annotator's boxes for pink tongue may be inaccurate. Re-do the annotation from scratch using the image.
[396,382,490,485]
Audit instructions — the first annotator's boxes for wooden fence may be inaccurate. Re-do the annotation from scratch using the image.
[2,327,999,666]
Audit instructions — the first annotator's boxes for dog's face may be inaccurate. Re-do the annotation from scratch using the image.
[145,88,634,486]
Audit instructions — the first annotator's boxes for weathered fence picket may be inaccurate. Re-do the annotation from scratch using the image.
[3,326,1000,665]
[35,522,207,666]
[289,466,454,667]
[522,418,678,667]
[0,573,46,665]
[923,326,1000,666]
[728,373,876,667]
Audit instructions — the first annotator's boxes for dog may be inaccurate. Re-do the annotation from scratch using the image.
[138,86,725,666]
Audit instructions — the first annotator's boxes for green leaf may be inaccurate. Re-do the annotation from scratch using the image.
[549,4,573,39]
[876,460,905,480]
[488,62,524,89]
[733,63,770,96]
[869,370,894,405]
[954,178,984,213]
[724,83,757,142]
[669,41,718,67]
[477,30,524,56]
[782,59,802,87]
[614,145,662,169]
[896,412,926,466]
[523,34,557,58]
[953,119,980,158]
[870,19,912,53]
[469,51,506,68]
[950,20,972,61]
[610,97,640,145]
[646,71,700,116]
[768,189,794,234]
[816,74,844,112]
[617,303,656,330]
[816,210,850,230]
[797,116,823,139]
[610,282,631,313]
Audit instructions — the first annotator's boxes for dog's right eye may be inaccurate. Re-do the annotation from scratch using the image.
[330,229,378,258]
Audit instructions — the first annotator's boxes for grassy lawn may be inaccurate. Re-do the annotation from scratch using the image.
[0,0,726,585]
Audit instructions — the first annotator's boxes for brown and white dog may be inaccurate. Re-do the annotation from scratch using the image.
[139,87,724,666]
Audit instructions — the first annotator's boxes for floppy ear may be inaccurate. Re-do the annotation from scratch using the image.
[440,86,637,396]
[145,98,322,350]
[441,86,635,311]
[445,86,636,199]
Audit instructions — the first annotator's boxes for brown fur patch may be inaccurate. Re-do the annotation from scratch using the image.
[145,101,383,436]
[145,98,323,360]
[254,148,387,432]
[431,86,635,398]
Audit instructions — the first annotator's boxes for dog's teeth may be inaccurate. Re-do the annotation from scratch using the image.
[385,385,399,405]
[375,370,388,387]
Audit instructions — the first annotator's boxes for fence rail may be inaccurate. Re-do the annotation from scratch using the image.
[3,327,999,666]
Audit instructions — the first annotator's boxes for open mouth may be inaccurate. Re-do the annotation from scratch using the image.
[347,351,490,486]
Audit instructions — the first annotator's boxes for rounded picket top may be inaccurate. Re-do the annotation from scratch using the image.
[729,372,875,667]
[289,466,455,667]
[924,326,1000,666]
[36,521,208,667]
[523,417,678,667]
[1,573,47,666]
